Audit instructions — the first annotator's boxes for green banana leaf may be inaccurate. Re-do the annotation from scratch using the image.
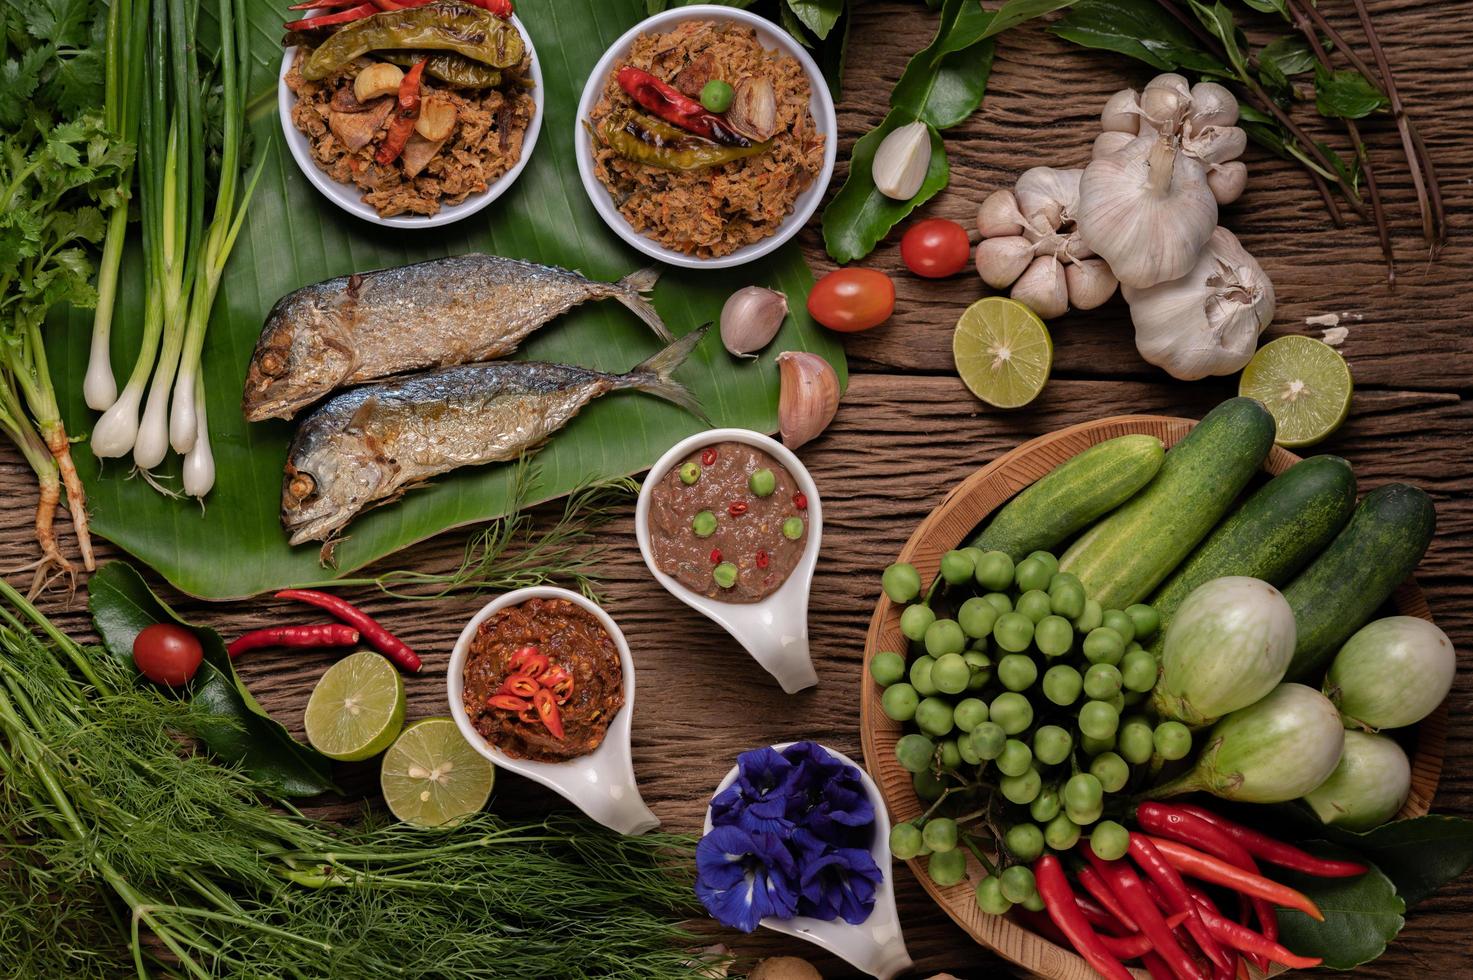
[46,1,844,601]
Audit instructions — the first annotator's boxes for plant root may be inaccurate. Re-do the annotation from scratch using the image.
[43,424,94,572]
[26,472,76,600]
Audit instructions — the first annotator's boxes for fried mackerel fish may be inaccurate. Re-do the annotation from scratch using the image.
[282,326,710,555]
[243,255,670,422]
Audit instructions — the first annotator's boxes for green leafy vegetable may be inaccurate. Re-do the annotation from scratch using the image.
[87,560,335,797]
[1314,64,1391,119]
[1259,34,1316,77]
[978,0,1081,40]
[1052,0,1226,73]
[1274,843,1405,970]
[1324,815,1473,908]
[787,0,843,40]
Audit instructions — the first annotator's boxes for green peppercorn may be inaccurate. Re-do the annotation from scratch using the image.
[691,511,717,538]
[782,516,805,540]
[700,79,734,113]
[712,562,739,589]
[679,461,701,485]
[748,467,776,497]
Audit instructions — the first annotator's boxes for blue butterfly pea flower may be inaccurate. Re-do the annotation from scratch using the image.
[797,846,884,925]
[694,825,800,932]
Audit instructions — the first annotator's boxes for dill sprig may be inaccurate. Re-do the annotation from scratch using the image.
[0,580,711,979]
[336,459,639,602]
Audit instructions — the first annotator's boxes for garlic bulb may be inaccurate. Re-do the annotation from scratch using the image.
[975,235,1034,289]
[720,286,787,358]
[1011,256,1069,320]
[1076,132,1218,290]
[729,76,777,142]
[1100,88,1140,134]
[1123,227,1275,380]
[873,121,931,201]
[1092,130,1135,160]
[1189,81,1239,128]
[977,188,1027,238]
[1013,166,1081,231]
[1207,161,1248,206]
[1064,259,1119,311]
[776,351,839,450]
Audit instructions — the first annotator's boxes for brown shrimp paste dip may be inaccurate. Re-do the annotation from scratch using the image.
[647,440,808,603]
[462,598,623,763]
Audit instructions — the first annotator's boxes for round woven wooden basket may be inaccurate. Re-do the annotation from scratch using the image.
[859,414,1447,980]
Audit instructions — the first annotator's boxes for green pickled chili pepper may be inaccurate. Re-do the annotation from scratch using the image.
[377,51,502,89]
[598,109,770,171]
[303,3,526,81]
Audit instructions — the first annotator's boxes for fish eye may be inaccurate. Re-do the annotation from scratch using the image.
[287,472,317,502]
[258,349,288,377]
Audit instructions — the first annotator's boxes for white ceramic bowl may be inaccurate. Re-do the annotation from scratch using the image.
[703,743,913,979]
[573,5,838,269]
[635,428,821,693]
[446,586,658,835]
[278,12,544,229]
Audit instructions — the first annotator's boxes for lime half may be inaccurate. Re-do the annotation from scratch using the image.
[1239,335,1353,447]
[303,650,405,762]
[953,297,1053,409]
[381,718,494,829]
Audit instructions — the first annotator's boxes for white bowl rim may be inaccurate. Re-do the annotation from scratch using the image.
[445,585,636,779]
[633,427,822,617]
[278,11,544,229]
[572,4,839,269]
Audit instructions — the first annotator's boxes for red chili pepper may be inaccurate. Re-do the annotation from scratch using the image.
[615,66,751,145]
[369,0,401,10]
[518,706,538,725]
[1190,895,1323,969]
[274,590,421,672]
[507,646,548,678]
[375,58,426,166]
[1140,952,1174,980]
[701,447,718,465]
[1173,803,1369,878]
[533,688,564,740]
[755,550,770,569]
[1137,802,1278,965]
[1075,864,1138,933]
[487,693,530,711]
[284,2,378,30]
[1033,855,1135,980]
[227,623,359,657]
[498,673,540,699]
[1129,835,1232,974]
[1085,845,1205,980]
[1144,836,1325,922]
[709,548,722,564]
[793,491,808,510]
[1073,894,1127,935]
[727,501,749,516]
[538,665,574,704]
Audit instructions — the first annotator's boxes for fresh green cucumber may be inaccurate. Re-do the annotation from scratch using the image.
[1284,483,1435,682]
[1148,455,1357,647]
[1058,398,1276,610]
[969,434,1165,561]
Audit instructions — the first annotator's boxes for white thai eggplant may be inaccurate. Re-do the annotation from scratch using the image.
[1302,730,1411,831]
[1153,683,1345,804]
[1324,616,1456,731]
[1153,577,1297,727]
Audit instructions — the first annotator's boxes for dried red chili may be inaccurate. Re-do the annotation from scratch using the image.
[534,689,565,740]
[755,550,770,569]
[701,447,718,465]
[793,492,808,510]
[709,548,722,563]
[615,66,751,145]
[728,502,749,516]
[375,59,427,166]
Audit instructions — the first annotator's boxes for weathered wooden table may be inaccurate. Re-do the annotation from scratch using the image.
[4,3,1468,977]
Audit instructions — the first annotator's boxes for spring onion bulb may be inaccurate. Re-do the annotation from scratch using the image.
[182,377,214,498]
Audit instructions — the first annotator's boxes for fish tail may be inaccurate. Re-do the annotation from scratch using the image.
[606,265,673,342]
[619,324,711,424]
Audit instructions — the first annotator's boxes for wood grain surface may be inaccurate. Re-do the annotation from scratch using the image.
[4,2,1470,978]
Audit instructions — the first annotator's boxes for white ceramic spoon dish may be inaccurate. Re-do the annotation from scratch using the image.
[447,586,658,835]
[636,429,821,693]
[703,743,913,979]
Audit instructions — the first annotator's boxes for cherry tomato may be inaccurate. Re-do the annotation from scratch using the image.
[807,268,896,332]
[901,218,971,278]
[132,623,204,687]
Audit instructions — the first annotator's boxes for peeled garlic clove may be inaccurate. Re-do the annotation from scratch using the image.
[729,76,778,142]
[1076,133,1217,289]
[975,235,1035,289]
[873,120,931,201]
[1101,88,1140,134]
[1188,80,1239,129]
[1013,166,1082,232]
[1065,258,1119,311]
[1122,227,1275,381]
[1207,161,1248,205]
[720,286,788,358]
[1010,255,1069,320]
[1092,130,1135,160]
[776,351,839,450]
[977,188,1026,238]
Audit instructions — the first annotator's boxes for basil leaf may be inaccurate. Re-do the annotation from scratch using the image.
[820,0,994,262]
[1274,843,1404,970]
[1052,0,1226,74]
[1314,64,1389,118]
[1240,0,1287,14]
[1324,815,1473,908]
[786,0,843,41]
[777,1,814,47]
[978,0,1082,41]
[88,561,338,798]
[1186,0,1248,76]
[1260,34,1316,76]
